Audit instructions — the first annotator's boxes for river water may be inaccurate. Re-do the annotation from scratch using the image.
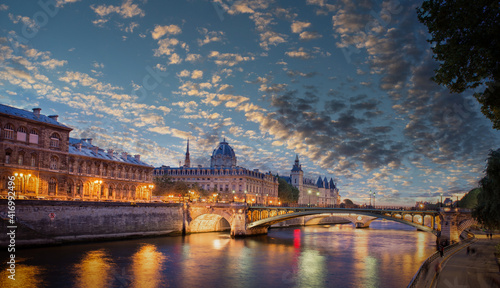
[1,221,437,288]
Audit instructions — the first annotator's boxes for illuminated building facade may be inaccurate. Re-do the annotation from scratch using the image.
[281,155,341,205]
[0,104,154,201]
[154,139,279,204]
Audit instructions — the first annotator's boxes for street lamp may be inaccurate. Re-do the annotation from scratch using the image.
[94,180,102,200]
[148,184,154,202]
[308,190,311,205]
[232,190,235,203]
[316,192,320,206]
[369,190,372,206]
[244,190,247,203]
[213,193,218,203]
[440,193,443,207]
[373,191,376,208]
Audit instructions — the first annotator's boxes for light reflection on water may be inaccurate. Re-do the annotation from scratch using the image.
[0,221,436,288]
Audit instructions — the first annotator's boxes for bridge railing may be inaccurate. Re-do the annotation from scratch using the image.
[406,233,475,288]
[247,203,436,211]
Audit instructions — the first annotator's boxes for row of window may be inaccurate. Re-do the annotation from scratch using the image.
[156,168,273,179]
[5,152,151,181]
[2,124,61,148]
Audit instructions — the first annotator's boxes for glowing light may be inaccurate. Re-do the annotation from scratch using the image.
[14,173,18,176]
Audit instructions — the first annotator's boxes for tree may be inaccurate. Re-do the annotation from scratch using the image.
[417,1,500,129]
[277,178,299,203]
[474,149,500,229]
[459,188,481,209]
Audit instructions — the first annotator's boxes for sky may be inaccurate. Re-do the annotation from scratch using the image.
[1,0,499,205]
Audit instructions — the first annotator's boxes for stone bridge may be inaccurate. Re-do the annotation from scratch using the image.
[185,204,474,243]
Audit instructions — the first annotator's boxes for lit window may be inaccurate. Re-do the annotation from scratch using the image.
[4,124,14,139]
[48,178,57,194]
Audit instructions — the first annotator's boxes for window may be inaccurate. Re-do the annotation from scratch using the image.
[78,164,82,174]
[50,156,58,170]
[50,133,60,148]
[5,152,11,164]
[29,129,39,144]
[48,178,57,194]
[4,124,14,139]
[30,154,36,167]
[18,153,24,165]
[17,127,27,142]
[86,165,91,174]
[67,182,73,195]
[28,178,36,193]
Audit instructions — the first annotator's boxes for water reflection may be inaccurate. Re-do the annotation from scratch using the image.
[73,249,113,288]
[130,244,166,288]
[2,221,437,288]
[0,260,44,288]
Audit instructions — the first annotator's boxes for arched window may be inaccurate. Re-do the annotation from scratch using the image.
[29,129,39,144]
[48,178,57,194]
[30,154,37,167]
[50,133,60,148]
[18,153,24,166]
[17,127,27,142]
[4,124,14,139]
[50,156,58,170]
[86,163,91,174]
[76,181,83,195]
[27,177,36,193]
[5,150,12,164]
[67,181,73,195]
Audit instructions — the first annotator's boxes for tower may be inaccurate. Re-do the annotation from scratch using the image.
[183,139,190,168]
[290,154,303,192]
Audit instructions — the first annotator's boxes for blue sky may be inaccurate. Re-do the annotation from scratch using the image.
[1,0,499,205]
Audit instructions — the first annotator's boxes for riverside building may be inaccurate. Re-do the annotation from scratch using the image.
[154,139,279,204]
[281,155,341,205]
[0,104,154,201]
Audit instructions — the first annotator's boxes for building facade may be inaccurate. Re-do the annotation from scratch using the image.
[154,139,279,204]
[282,155,341,205]
[0,104,154,201]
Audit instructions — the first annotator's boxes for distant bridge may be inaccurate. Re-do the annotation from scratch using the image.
[185,204,474,242]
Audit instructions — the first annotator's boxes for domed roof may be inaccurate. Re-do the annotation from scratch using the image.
[210,139,237,168]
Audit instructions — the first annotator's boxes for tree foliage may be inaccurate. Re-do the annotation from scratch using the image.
[459,188,481,209]
[153,175,208,199]
[474,149,500,229]
[417,0,500,129]
[278,178,300,203]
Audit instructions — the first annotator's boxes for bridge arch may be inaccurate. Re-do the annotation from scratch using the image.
[248,209,437,234]
[189,214,231,233]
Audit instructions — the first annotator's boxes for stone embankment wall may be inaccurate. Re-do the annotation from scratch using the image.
[0,200,183,247]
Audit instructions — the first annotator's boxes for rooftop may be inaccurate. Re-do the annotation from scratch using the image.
[0,104,71,129]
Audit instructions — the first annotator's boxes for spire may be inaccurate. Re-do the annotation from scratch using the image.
[184,139,191,168]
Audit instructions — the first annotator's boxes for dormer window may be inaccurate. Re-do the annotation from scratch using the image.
[50,133,60,148]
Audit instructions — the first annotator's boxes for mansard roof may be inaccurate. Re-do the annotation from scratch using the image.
[0,104,71,129]
[69,138,152,167]
[316,176,324,188]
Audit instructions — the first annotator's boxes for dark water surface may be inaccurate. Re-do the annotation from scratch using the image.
[0,221,437,288]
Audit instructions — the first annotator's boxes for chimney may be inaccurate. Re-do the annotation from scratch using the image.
[33,108,41,117]
[87,138,92,145]
[108,149,114,156]
[121,152,128,159]
[92,146,99,154]
[48,115,59,121]
[134,154,141,161]
[76,143,82,151]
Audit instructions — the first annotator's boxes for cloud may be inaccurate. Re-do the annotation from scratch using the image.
[153,38,179,57]
[291,21,311,33]
[208,51,254,66]
[191,70,203,79]
[185,54,202,63]
[151,24,182,39]
[59,71,97,86]
[91,0,145,19]
[197,28,224,46]
[169,53,182,65]
[285,48,312,59]
[40,59,67,69]
[299,31,322,40]
[0,4,8,10]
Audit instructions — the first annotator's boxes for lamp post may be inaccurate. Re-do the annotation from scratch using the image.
[232,190,235,203]
[308,190,311,205]
[373,191,376,208]
[94,180,102,200]
[148,184,154,202]
[440,193,443,207]
[244,190,247,203]
[369,190,372,207]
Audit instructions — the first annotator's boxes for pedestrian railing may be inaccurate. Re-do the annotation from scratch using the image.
[407,233,475,288]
